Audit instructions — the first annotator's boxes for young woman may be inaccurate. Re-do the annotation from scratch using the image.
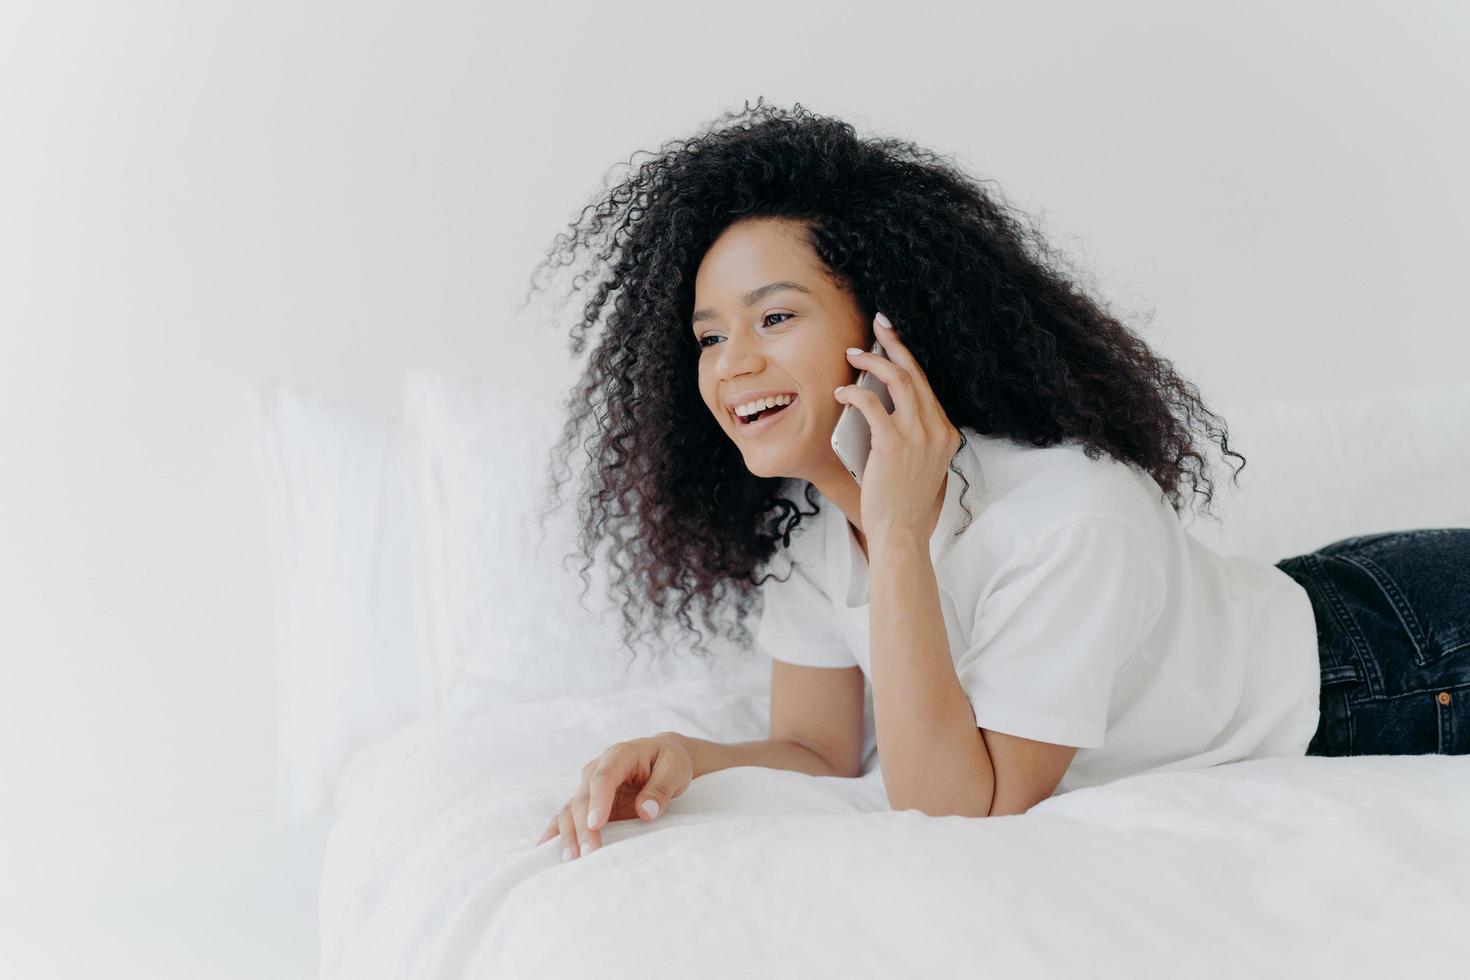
[532,99,1469,864]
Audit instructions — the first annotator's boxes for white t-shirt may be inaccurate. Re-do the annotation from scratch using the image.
[754,427,1321,796]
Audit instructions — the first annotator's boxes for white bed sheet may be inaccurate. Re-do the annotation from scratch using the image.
[319,664,1470,979]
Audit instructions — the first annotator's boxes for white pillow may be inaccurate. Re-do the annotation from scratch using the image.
[250,381,432,819]
[1179,381,1470,562]
[256,370,1470,803]
[403,368,758,719]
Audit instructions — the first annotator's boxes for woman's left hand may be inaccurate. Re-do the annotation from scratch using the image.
[836,311,963,547]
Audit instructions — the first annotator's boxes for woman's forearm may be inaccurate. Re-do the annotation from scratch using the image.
[670,732,843,778]
[867,531,994,817]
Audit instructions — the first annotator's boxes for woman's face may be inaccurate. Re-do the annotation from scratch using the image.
[693,217,870,480]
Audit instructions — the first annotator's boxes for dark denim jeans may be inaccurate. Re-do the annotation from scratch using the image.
[1274,528,1470,756]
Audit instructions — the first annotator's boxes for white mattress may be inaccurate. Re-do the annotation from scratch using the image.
[319,664,1470,979]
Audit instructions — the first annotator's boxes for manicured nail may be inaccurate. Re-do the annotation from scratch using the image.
[846,347,863,356]
[642,799,660,818]
[834,385,845,396]
[587,805,597,828]
[875,312,893,330]
[581,838,594,854]
[562,846,572,863]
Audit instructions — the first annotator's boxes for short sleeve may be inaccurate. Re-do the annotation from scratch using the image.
[954,518,1164,748]
[754,552,857,669]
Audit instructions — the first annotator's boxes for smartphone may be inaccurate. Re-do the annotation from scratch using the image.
[830,337,895,486]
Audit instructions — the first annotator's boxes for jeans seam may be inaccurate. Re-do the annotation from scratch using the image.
[1438,690,1454,753]
[1303,554,1380,700]
[1293,555,1366,755]
[1439,639,1470,658]
[1339,553,1431,668]
[1348,681,1470,704]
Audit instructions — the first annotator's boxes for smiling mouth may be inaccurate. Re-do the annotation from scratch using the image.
[736,398,797,426]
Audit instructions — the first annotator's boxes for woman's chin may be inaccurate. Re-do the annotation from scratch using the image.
[739,444,801,480]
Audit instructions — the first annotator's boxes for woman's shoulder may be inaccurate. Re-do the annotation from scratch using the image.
[957,428,1166,546]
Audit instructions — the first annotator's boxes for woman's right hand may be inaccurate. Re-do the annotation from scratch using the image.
[534,731,695,862]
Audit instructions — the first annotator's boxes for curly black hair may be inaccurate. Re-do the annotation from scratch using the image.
[521,97,1245,674]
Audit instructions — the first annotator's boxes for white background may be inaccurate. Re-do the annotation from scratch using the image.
[2,1,1466,976]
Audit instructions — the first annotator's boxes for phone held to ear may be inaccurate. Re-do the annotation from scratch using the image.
[830,337,895,486]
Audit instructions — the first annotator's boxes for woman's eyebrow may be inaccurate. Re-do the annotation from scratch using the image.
[692,281,812,324]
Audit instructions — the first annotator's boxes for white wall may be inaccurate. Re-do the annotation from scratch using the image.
[2,0,1466,848]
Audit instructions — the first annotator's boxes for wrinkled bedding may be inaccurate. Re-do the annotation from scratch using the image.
[319,664,1470,979]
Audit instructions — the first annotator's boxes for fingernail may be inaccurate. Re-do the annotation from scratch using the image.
[846,347,863,356]
[586,805,597,828]
[642,799,660,818]
[834,385,845,396]
[581,838,594,854]
[875,312,893,330]
[562,846,572,863]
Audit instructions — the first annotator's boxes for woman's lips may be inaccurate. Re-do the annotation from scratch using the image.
[736,396,797,437]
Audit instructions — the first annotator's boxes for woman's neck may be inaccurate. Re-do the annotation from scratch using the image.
[812,471,947,561]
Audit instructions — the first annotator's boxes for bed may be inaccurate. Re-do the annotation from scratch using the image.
[253,373,1470,979]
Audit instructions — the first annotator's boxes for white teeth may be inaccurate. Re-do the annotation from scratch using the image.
[734,394,795,417]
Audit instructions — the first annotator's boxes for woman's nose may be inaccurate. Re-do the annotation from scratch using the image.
[715,331,762,373]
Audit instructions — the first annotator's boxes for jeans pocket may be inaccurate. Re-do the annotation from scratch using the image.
[1333,531,1470,671]
[1307,665,1362,757]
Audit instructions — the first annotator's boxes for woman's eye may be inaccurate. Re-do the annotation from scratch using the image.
[697,313,793,350]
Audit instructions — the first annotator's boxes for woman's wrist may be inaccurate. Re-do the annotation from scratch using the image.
[658,730,700,775]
